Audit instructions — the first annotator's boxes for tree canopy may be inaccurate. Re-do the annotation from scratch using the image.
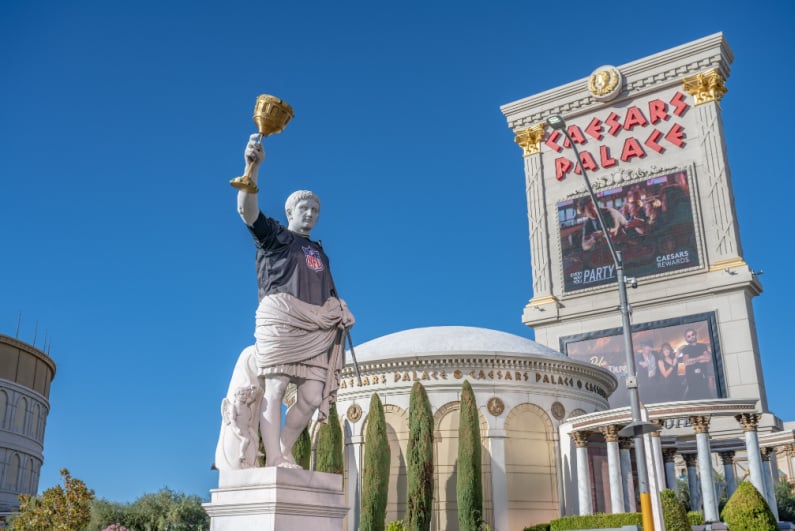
[12,468,95,531]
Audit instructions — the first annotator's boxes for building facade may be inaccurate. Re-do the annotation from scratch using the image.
[325,33,794,531]
[500,32,790,525]
[0,334,56,517]
[332,326,617,531]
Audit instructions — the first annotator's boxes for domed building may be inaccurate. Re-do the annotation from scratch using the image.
[332,326,616,531]
[0,334,56,519]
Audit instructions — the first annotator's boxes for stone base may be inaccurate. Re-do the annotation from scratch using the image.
[203,467,348,531]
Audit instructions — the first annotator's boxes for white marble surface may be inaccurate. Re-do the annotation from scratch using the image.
[204,467,348,531]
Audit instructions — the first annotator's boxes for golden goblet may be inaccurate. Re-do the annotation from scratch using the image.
[230,94,294,192]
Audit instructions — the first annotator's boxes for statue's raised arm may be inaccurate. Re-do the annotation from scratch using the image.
[237,133,265,226]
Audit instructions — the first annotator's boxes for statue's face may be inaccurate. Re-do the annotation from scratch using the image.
[288,198,320,235]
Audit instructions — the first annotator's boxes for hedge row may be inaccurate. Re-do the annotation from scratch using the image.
[548,512,642,530]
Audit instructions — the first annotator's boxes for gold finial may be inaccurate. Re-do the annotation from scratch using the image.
[682,68,728,106]
[514,123,546,157]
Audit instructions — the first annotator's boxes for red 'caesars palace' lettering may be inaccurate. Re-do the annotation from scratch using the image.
[547,92,690,180]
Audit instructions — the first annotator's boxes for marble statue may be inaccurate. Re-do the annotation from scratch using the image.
[215,134,354,470]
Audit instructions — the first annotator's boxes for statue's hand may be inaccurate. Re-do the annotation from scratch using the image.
[245,133,265,167]
[341,300,356,329]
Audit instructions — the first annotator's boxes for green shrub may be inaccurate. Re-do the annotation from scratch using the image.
[292,424,311,469]
[686,510,704,525]
[315,402,343,473]
[523,523,551,531]
[457,380,483,531]
[386,520,406,531]
[660,488,690,531]
[549,512,641,530]
[360,393,390,531]
[776,478,795,522]
[720,480,777,531]
[406,382,434,531]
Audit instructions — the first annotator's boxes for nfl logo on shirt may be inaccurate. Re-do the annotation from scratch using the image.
[302,246,325,272]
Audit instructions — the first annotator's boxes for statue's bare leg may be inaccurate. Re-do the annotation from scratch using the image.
[280,378,324,466]
[259,374,289,467]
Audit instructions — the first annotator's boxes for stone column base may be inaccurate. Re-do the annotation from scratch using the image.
[204,467,349,531]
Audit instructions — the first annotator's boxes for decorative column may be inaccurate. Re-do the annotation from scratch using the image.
[344,420,364,531]
[662,448,678,492]
[571,431,593,515]
[619,438,637,512]
[650,427,666,492]
[787,445,795,483]
[690,415,719,523]
[682,68,744,267]
[487,430,508,531]
[760,447,780,521]
[736,413,766,497]
[683,453,701,512]
[600,425,625,513]
[514,124,557,312]
[719,451,737,499]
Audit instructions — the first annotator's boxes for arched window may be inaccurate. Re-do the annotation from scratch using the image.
[20,458,32,495]
[31,403,40,439]
[0,391,7,429]
[5,454,19,490]
[14,397,27,434]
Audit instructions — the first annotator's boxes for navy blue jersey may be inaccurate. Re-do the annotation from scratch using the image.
[249,212,335,305]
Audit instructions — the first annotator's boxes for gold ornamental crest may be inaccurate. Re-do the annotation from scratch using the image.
[487,397,505,417]
[588,66,622,101]
[346,404,363,422]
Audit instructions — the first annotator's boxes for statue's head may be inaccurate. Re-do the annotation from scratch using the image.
[285,190,321,236]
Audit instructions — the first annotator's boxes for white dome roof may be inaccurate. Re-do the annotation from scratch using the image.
[351,326,566,362]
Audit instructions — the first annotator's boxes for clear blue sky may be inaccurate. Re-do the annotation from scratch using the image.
[2,0,794,503]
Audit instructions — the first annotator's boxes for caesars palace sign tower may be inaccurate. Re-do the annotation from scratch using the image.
[501,32,772,428]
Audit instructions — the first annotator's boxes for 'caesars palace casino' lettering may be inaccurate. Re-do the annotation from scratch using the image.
[547,92,690,180]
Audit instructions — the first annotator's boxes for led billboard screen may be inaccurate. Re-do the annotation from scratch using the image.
[561,313,723,408]
[559,170,699,292]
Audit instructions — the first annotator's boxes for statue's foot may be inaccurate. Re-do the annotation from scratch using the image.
[272,457,302,469]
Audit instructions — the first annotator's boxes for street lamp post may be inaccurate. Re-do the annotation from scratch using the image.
[546,115,659,530]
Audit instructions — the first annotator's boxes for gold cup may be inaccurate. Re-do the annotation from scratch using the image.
[230,95,295,192]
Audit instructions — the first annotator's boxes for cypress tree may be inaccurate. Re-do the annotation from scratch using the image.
[457,380,483,531]
[316,402,344,474]
[292,424,311,470]
[406,382,434,531]
[360,393,390,531]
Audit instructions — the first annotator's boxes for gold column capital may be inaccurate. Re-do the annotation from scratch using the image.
[682,68,728,106]
[514,123,546,157]
[785,444,795,458]
[683,453,698,468]
[735,413,760,432]
[760,447,775,461]
[662,448,677,462]
[718,450,735,465]
[600,424,621,443]
[571,430,591,448]
[619,438,633,450]
[690,415,711,434]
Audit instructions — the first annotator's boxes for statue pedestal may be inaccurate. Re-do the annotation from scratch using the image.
[204,467,348,531]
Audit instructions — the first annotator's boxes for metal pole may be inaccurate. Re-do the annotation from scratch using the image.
[547,115,655,530]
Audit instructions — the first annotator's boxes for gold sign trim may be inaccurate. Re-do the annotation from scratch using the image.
[514,124,546,157]
[682,68,728,106]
